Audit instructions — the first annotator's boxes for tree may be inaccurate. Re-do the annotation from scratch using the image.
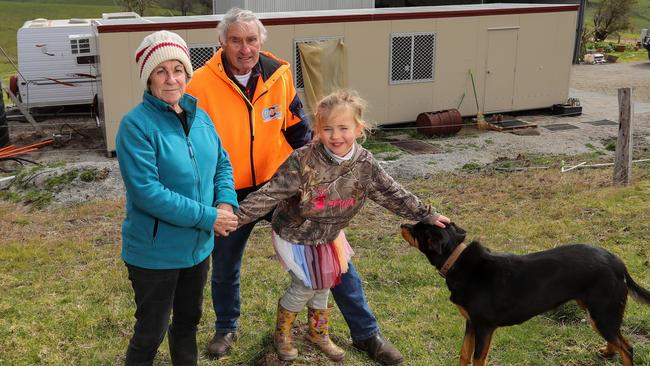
[592,0,636,41]
[118,0,156,16]
[196,0,212,14]
[173,0,192,15]
[158,0,202,15]
[579,25,594,62]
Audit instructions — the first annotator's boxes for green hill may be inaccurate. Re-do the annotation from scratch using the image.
[586,0,650,36]
[0,0,181,87]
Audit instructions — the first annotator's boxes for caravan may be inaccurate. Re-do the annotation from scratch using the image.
[9,13,138,109]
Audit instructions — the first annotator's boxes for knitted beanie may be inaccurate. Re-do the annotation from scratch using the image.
[135,30,193,88]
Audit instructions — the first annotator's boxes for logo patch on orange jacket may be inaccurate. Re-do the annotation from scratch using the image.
[262,104,283,123]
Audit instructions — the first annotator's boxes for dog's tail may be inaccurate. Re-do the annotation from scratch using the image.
[626,271,650,306]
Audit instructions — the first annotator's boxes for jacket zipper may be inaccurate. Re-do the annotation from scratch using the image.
[174,109,203,261]
[186,136,202,261]
[246,103,256,187]
[247,88,271,188]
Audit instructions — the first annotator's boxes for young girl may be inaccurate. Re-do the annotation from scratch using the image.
[236,89,450,362]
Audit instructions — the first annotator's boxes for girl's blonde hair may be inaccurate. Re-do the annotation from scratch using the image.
[313,89,373,142]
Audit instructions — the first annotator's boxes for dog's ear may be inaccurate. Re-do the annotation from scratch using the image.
[400,224,417,248]
[449,222,467,243]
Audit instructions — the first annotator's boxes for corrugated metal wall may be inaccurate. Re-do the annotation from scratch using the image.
[213,0,374,14]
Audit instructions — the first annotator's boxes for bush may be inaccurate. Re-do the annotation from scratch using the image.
[587,41,616,53]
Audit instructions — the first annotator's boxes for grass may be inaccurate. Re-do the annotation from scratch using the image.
[609,49,649,62]
[1,155,650,365]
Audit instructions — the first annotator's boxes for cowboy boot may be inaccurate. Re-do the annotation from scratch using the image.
[274,302,299,361]
[306,307,345,361]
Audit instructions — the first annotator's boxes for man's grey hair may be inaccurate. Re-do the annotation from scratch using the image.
[217,7,268,45]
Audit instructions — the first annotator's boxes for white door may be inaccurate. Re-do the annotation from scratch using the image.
[483,28,519,113]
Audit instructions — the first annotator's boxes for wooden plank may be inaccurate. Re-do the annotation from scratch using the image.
[613,88,632,186]
[487,119,537,131]
[2,85,44,136]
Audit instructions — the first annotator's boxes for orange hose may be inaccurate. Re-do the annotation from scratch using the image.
[0,139,53,159]
[0,148,38,159]
[0,145,16,153]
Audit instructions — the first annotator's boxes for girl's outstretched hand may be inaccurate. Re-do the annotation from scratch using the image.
[427,214,450,228]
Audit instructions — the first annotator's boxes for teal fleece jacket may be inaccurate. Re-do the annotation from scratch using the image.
[116,92,238,269]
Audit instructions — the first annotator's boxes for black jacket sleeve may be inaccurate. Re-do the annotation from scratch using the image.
[283,95,312,149]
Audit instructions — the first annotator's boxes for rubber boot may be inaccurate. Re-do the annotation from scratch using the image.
[274,302,299,361]
[306,307,345,361]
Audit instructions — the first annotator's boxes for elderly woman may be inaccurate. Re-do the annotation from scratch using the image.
[115,30,239,365]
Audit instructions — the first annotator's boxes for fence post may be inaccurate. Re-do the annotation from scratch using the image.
[613,87,633,186]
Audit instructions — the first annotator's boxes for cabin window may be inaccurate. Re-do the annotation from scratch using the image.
[293,36,344,90]
[389,32,436,84]
[189,44,220,70]
[70,38,91,55]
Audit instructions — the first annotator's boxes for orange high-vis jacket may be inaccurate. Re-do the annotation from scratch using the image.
[187,50,311,191]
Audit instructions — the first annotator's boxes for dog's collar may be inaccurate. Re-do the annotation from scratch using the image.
[439,242,467,278]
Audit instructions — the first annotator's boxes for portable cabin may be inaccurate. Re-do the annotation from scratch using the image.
[93,3,579,154]
[213,0,375,14]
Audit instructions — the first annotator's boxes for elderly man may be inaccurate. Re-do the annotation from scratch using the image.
[186,7,404,365]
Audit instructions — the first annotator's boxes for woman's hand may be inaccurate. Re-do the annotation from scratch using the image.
[217,203,234,213]
[214,207,238,236]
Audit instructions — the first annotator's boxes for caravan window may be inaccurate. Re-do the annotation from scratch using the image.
[70,38,91,55]
[293,36,344,90]
[389,32,436,84]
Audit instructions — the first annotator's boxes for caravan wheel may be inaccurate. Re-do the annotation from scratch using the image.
[0,80,8,148]
[9,75,20,101]
[91,94,100,127]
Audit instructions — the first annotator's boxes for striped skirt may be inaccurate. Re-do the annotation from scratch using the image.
[272,230,354,290]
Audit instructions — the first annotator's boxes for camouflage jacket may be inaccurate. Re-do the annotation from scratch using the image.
[236,142,436,245]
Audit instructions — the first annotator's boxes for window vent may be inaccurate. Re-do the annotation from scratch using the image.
[389,32,436,84]
[189,44,220,70]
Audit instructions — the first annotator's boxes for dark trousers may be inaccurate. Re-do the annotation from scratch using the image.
[125,257,209,366]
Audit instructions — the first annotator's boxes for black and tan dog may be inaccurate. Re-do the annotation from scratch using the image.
[400,220,650,366]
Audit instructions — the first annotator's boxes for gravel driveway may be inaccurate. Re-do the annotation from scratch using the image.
[4,61,650,207]
[382,61,650,178]
[571,61,650,102]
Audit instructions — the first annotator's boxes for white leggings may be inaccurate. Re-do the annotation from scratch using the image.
[279,272,329,312]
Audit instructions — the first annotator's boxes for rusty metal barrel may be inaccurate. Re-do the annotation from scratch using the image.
[415,109,462,136]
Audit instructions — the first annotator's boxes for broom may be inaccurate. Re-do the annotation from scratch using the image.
[469,69,489,130]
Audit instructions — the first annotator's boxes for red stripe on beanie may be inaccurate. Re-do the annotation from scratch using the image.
[135,45,149,63]
[138,42,190,78]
